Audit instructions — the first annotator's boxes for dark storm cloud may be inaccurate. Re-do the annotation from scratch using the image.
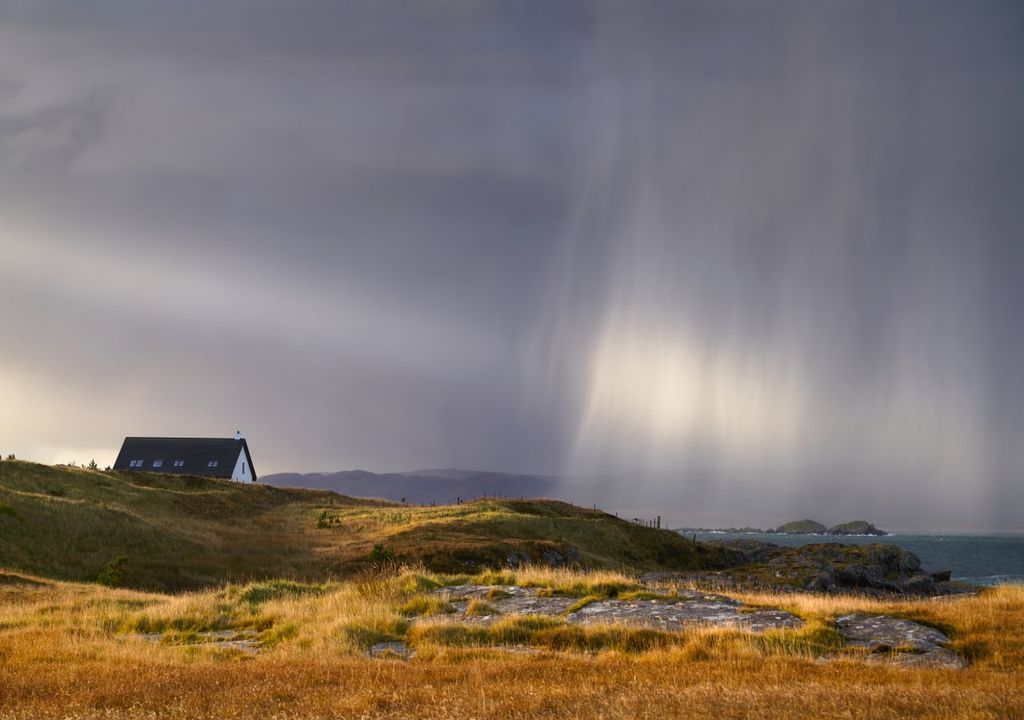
[1,1,1022,530]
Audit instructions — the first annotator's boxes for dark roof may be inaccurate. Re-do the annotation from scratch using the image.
[113,437,257,481]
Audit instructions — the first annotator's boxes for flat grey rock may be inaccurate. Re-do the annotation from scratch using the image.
[138,629,261,654]
[433,585,802,632]
[368,641,414,659]
[836,613,963,668]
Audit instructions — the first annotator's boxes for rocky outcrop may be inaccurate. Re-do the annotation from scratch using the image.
[699,540,957,596]
[433,584,803,632]
[428,583,963,669]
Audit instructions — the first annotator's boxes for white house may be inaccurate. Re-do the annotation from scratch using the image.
[113,431,257,483]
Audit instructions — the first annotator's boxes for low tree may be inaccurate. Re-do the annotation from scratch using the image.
[97,555,129,587]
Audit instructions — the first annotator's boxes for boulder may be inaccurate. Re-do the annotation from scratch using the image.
[899,574,937,595]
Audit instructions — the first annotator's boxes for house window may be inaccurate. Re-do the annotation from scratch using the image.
[173,460,185,468]
[242,462,246,474]
[207,460,219,468]
[129,459,143,468]
[152,459,163,468]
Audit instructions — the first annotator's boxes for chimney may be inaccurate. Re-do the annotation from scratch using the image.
[234,430,242,440]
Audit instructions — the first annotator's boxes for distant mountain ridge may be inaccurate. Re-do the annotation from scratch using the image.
[262,468,569,504]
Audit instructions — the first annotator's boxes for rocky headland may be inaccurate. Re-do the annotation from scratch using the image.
[677,540,961,596]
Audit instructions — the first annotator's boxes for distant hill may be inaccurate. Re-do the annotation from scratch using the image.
[0,461,733,591]
[263,468,568,504]
[828,520,887,536]
[775,519,829,534]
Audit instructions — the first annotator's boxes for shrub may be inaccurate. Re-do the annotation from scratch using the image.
[88,459,98,470]
[316,511,341,529]
[0,504,19,521]
[97,555,129,587]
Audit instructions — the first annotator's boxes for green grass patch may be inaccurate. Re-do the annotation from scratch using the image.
[618,590,678,602]
[756,622,845,657]
[565,595,602,614]
[398,596,455,618]
[261,622,300,646]
[236,580,326,605]
[408,614,679,653]
[336,616,409,650]
[470,570,640,598]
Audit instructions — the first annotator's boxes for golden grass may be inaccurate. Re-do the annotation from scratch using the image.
[0,568,1022,719]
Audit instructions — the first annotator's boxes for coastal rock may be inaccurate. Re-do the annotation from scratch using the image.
[702,541,942,596]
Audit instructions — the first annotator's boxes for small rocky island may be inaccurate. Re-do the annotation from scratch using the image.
[681,519,888,536]
[775,518,888,536]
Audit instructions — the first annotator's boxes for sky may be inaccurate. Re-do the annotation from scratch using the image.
[1,1,1022,530]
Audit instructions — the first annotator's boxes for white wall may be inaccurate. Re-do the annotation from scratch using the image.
[231,448,253,483]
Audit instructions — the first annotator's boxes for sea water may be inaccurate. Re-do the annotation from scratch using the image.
[688,532,1024,586]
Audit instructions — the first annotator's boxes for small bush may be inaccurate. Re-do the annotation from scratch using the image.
[97,555,129,587]
[316,511,340,529]
[46,488,66,497]
[398,596,455,618]
[0,504,19,521]
[369,542,396,565]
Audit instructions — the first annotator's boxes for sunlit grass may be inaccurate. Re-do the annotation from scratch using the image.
[1,569,1022,718]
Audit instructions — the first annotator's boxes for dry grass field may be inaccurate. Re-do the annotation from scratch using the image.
[1,567,1022,719]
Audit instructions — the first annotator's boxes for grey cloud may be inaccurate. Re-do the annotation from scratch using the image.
[0,88,111,171]
[1,1,1022,530]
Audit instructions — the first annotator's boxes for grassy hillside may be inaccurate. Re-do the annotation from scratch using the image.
[0,461,731,590]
